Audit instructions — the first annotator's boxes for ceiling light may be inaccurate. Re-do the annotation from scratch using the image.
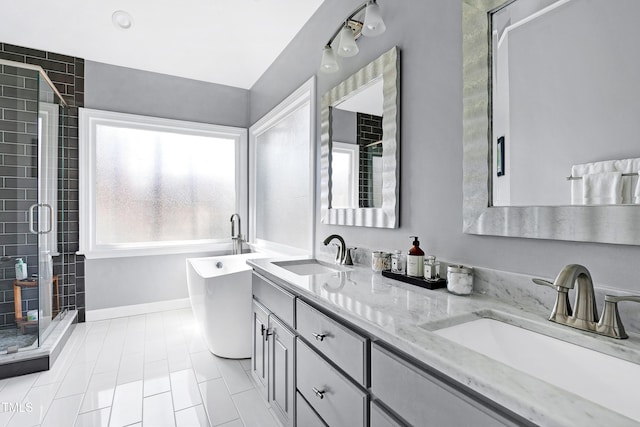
[362,1,386,37]
[337,23,359,57]
[319,1,386,73]
[320,45,339,73]
[112,10,133,30]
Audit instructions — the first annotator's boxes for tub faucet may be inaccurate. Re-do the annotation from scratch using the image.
[532,264,640,339]
[323,234,352,265]
[230,213,243,255]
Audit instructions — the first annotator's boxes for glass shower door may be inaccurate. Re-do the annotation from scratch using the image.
[35,73,63,344]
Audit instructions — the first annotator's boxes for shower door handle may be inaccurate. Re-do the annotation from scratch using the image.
[29,204,38,234]
[29,203,54,234]
[41,204,53,234]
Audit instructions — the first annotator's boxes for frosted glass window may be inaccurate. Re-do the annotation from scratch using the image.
[80,108,247,258]
[95,126,236,244]
[255,103,311,250]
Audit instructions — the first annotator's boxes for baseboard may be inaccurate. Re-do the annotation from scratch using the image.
[86,298,191,322]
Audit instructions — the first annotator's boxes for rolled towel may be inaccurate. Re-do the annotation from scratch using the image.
[582,171,622,205]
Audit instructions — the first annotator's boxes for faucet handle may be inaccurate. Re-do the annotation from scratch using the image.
[532,278,554,288]
[597,295,640,339]
[532,277,573,318]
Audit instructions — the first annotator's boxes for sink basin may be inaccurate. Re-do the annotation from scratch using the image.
[272,259,344,276]
[433,317,640,422]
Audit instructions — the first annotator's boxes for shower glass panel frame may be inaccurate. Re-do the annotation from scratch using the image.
[0,59,67,354]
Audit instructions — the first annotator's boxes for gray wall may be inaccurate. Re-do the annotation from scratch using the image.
[84,61,250,311]
[86,61,249,128]
[250,0,640,292]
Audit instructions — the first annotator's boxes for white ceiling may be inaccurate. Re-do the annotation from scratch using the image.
[0,0,324,89]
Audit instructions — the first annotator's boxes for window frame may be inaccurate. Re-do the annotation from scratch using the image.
[248,77,316,256]
[79,108,247,259]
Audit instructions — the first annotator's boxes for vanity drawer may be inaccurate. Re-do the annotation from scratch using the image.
[296,299,368,386]
[297,339,368,427]
[296,391,327,427]
[371,343,516,427]
[252,272,295,328]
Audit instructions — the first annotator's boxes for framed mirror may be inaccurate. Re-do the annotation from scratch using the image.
[462,0,640,245]
[320,46,400,228]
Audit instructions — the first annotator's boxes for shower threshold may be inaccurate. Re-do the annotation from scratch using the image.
[0,310,77,379]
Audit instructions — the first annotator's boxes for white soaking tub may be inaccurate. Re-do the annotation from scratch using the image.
[186,252,268,358]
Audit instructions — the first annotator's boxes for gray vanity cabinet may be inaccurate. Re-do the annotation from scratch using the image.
[371,343,522,427]
[252,273,296,427]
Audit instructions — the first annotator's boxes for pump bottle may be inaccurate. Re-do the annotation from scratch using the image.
[406,236,425,277]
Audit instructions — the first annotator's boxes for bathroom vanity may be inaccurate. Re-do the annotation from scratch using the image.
[248,257,640,427]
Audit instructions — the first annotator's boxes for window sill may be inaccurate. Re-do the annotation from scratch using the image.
[78,241,236,260]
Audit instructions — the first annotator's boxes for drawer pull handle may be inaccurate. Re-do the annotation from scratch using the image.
[312,387,325,399]
[264,328,273,341]
[312,333,326,342]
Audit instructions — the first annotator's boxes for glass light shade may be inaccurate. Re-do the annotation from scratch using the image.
[362,1,386,37]
[320,45,339,73]
[337,24,359,57]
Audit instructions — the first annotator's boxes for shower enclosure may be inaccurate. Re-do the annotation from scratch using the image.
[0,59,67,355]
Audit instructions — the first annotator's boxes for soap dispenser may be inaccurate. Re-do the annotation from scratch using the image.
[407,236,425,277]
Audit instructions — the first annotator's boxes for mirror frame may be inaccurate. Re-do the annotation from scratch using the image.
[462,0,640,245]
[320,46,400,228]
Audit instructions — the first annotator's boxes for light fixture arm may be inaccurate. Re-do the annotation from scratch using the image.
[325,2,369,47]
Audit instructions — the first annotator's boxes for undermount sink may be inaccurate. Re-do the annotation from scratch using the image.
[272,259,345,276]
[432,315,640,422]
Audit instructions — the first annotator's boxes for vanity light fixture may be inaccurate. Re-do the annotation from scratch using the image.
[319,0,386,73]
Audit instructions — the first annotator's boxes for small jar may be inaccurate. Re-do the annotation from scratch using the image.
[390,250,406,274]
[371,251,391,273]
[424,255,440,280]
[447,265,474,295]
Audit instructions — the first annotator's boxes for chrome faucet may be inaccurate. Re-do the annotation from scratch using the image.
[322,234,353,265]
[533,264,640,339]
[230,213,243,255]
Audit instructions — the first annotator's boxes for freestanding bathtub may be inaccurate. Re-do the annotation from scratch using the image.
[186,252,268,359]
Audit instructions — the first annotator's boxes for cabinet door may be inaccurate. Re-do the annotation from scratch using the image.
[269,315,295,427]
[251,299,269,399]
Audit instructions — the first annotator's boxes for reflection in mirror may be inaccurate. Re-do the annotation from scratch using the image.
[491,0,640,207]
[331,78,384,208]
[462,0,640,245]
[321,46,399,228]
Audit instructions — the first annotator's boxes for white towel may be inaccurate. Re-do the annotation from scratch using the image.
[571,161,618,204]
[582,171,623,205]
[614,158,640,203]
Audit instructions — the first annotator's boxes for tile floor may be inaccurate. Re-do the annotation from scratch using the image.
[0,308,281,427]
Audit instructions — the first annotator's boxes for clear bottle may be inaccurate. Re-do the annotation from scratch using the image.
[15,258,27,280]
[391,250,406,274]
[424,255,440,280]
[406,236,424,277]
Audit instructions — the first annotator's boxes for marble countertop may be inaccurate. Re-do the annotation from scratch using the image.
[248,256,640,427]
